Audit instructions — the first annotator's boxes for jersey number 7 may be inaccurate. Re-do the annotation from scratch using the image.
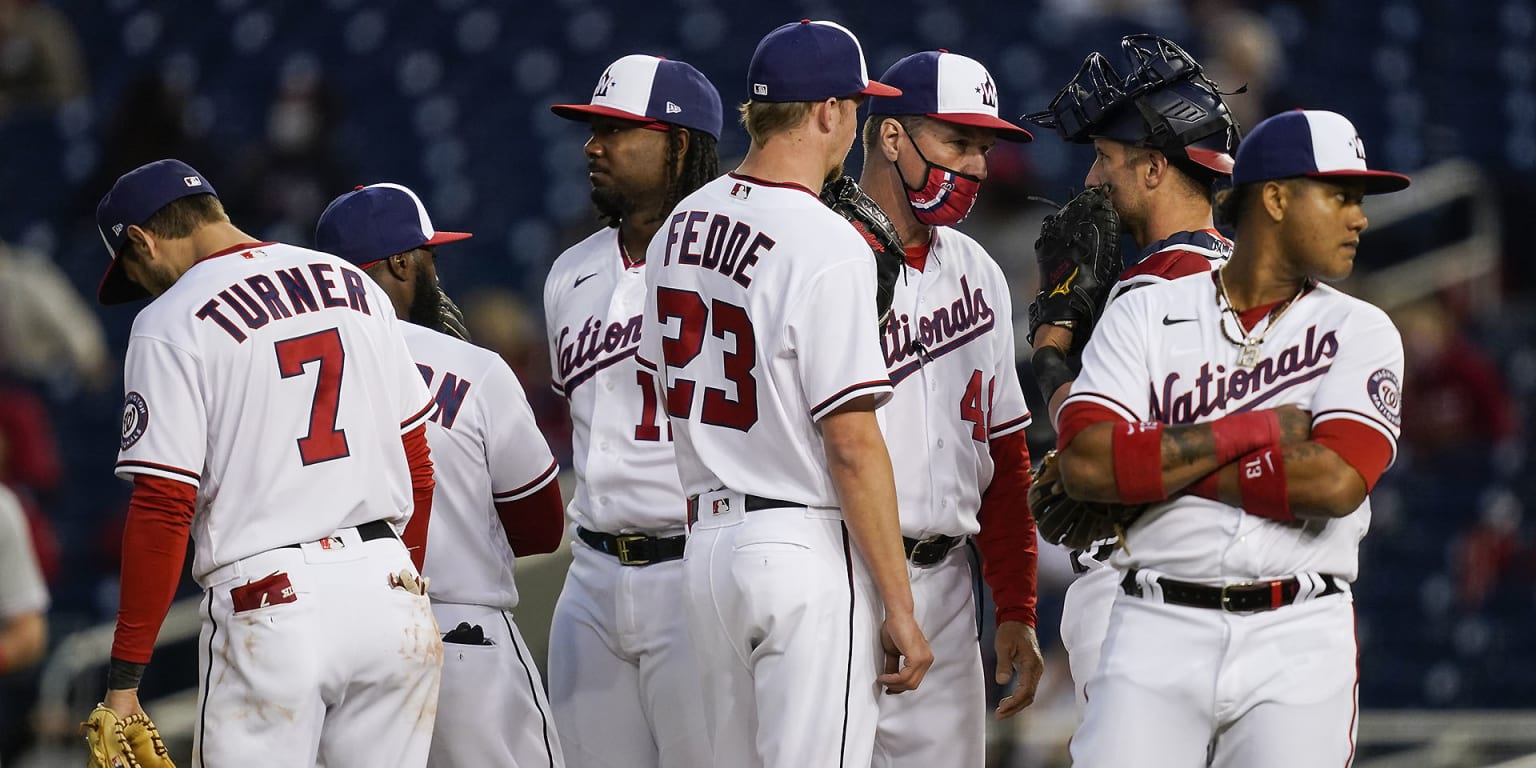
[654,287,758,431]
[276,328,351,465]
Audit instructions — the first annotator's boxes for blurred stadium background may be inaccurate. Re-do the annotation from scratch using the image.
[0,0,1532,765]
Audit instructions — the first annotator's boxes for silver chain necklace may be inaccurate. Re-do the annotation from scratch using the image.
[1214,268,1308,368]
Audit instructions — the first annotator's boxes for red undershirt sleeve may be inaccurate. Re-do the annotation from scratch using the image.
[975,430,1038,627]
[111,475,196,665]
[1056,402,1124,450]
[399,423,434,572]
[495,480,565,556]
[1312,419,1394,493]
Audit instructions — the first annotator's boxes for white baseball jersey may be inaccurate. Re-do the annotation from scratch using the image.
[639,173,893,503]
[114,242,432,586]
[879,227,1030,538]
[404,323,557,610]
[1069,228,1231,574]
[545,228,686,534]
[1065,272,1404,581]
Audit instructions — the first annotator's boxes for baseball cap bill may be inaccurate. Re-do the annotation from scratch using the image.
[551,54,724,140]
[748,20,900,102]
[315,183,472,268]
[1233,109,1410,194]
[95,158,217,305]
[867,50,1032,142]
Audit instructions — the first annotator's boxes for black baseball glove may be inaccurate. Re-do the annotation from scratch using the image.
[435,285,472,341]
[1028,450,1147,551]
[820,175,905,328]
[1027,186,1124,350]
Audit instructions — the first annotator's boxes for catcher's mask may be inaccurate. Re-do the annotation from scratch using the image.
[1024,34,1241,178]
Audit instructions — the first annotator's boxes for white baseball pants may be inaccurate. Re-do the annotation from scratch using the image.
[193,529,442,767]
[873,544,984,768]
[1071,580,1359,767]
[546,538,711,767]
[685,490,882,768]
[428,602,563,767]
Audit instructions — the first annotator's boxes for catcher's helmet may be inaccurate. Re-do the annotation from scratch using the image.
[1024,35,1240,177]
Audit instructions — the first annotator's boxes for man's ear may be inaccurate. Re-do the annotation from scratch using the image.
[879,118,904,162]
[124,225,155,262]
[1143,150,1170,189]
[386,251,415,281]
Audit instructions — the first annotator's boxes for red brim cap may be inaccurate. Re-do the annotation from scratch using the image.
[96,253,150,305]
[1307,169,1412,194]
[859,80,902,97]
[927,112,1034,143]
[424,230,473,246]
[1185,146,1236,175]
[550,103,651,124]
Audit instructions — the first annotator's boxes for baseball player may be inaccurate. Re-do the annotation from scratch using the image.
[542,54,720,768]
[638,20,932,766]
[316,183,566,768]
[1022,34,1242,709]
[93,159,441,766]
[854,51,1041,765]
[1056,109,1409,767]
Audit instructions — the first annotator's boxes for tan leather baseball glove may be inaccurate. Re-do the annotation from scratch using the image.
[80,704,176,768]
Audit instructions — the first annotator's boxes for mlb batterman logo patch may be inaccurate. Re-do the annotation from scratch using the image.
[1367,369,1401,427]
[121,391,149,450]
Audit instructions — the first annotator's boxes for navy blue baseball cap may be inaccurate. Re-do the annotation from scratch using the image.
[867,50,1032,142]
[552,54,723,140]
[1233,110,1410,194]
[314,183,473,268]
[747,20,899,103]
[95,158,217,304]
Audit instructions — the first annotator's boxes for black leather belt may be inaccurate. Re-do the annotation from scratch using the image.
[686,494,802,526]
[1121,569,1345,613]
[903,534,964,567]
[578,527,686,566]
[281,519,396,549]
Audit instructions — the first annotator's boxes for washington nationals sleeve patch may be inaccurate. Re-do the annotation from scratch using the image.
[120,391,150,450]
[1367,368,1401,427]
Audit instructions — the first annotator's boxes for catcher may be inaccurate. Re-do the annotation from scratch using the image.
[1020,33,1242,711]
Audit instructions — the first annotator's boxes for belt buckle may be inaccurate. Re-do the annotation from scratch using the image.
[1219,582,1253,612]
[911,536,946,566]
[615,534,651,566]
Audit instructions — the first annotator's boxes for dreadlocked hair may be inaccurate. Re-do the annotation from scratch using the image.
[662,125,720,215]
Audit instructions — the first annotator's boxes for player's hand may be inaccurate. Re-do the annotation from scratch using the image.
[102,688,145,719]
[993,622,1044,719]
[1273,405,1313,444]
[877,611,933,694]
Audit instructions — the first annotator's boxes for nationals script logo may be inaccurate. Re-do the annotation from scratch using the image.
[1150,326,1339,424]
[882,276,995,383]
[556,313,643,393]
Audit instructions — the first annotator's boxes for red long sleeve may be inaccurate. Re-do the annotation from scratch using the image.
[399,423,434,572]
[496,479,565,556]
[975,429,1038,627]
[111,475,196,665]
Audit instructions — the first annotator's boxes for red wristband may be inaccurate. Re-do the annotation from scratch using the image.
[1238,446,1294,522]
[1112,421,1166,504]
[1211,410,1281,466]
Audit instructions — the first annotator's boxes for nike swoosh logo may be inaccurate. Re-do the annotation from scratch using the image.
[1162,315,1197,326]
[574,272,598,288]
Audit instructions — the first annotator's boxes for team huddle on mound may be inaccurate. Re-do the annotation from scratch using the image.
[82,18,1407,768]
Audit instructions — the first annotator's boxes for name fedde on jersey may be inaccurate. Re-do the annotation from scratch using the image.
[1150,325,1340,424]
[193,259,373,343]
